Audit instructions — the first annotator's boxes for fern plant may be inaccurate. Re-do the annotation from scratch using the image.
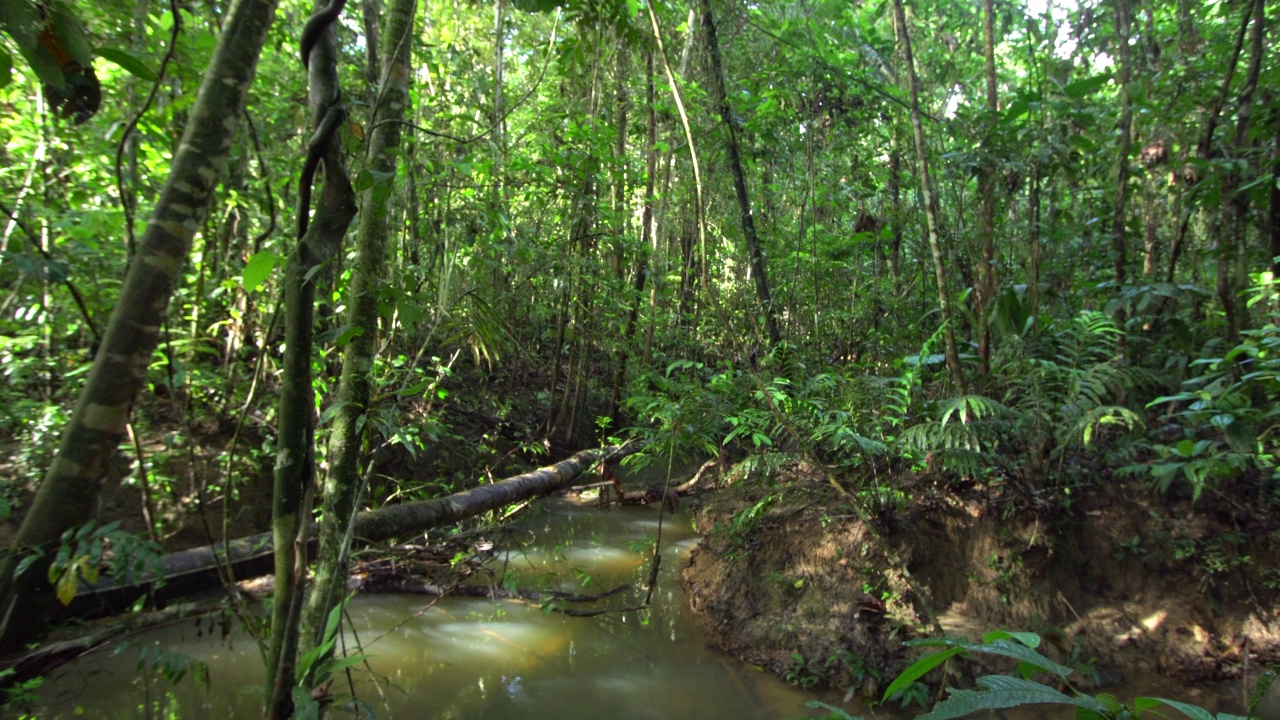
[898,312,1148,485]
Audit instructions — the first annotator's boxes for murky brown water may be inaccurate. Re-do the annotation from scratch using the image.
[35,499,837,719]
[31,496,1253,719]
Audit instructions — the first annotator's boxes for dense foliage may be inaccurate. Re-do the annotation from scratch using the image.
[0,0,1277,714]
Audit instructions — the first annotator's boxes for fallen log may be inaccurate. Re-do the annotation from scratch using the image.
[73,442,643,617]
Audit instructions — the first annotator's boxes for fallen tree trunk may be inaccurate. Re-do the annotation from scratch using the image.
[73,442,643,617]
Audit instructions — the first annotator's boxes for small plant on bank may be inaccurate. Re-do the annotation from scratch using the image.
[794,630,1271,720]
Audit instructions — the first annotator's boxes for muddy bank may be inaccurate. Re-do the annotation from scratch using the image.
[679,457,1280,699]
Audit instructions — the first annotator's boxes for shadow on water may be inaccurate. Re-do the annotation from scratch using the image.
[35,498,836,720]
[33,496,1251,719]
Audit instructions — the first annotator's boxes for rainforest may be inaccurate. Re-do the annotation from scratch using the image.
[0,0,1277,717]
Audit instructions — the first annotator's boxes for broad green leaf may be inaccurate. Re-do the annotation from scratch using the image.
[1133,697,1214,720]
[241,251,279,292]
[94,47,158,81]
[1063,74,1111,98]
[981,630,1041,648]
[882,647,963,702]
[906,637,1071,677]
[920,676,1107,720]
[333,325,366,346]
[1223,420,1256,454]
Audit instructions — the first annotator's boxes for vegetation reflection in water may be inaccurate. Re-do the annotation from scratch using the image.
[38,500,827,719]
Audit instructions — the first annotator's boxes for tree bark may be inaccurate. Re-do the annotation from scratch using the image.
[697,0,782,348]
[975,0,999,376]
[890,0,967,395]
[0,0,280,654]
[1111,0,1133,357]
[299,0,417,673]
[72,443,646,618]
[1270,95,1280,281]
[266,1,358,715]
[1221,0,1264,343]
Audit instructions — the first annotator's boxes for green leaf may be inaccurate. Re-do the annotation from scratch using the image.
[94,47,158,81]
[906,637,1072,677]
[1133,697,1214,720]
[241,251,279,292]
[882,647,963,702]
[981,630,1041,648]
[920,676,1107,720]
[54,565,78,605]
[333,325,366,346]
[1063,74,1111,98]
[1223,420,1256,454]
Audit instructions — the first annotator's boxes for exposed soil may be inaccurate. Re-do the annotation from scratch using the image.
[680,457,1280,701]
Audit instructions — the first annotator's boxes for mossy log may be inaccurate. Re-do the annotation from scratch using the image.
[71,442,643,617]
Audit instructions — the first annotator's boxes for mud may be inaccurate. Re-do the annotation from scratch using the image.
[680,457,1280,701]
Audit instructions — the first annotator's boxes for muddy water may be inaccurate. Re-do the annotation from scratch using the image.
[36,499,833,719]
[32,497,1252,720]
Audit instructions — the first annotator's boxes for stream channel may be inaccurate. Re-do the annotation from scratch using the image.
[35,496,1249,719]
[38,498,833,719]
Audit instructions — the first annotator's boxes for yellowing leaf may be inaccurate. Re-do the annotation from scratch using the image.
[56,567,78,605]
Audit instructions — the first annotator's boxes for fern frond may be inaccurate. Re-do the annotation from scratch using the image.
[939,395,1010,426]
[1065,405,1145,448]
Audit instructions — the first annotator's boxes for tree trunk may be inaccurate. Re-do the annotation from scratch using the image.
[1111,0,1133,357]
[299,0,417,675]
[1270,95,1280,282]
[0,0,280,655]
[265,0,358,715]
[1221,0,1264,343]
[975,0,999,376]
[890,0,967,395]
[70,444,647,628]
[697,0,782,348]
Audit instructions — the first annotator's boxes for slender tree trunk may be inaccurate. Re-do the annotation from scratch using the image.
[1165,1,1251,288]
[265,1,358,715]
[0,0,280,654]
[1111,0,1133,357]
[1221,0,1264,343]
[697,0,781,347]
[299,0,417,673]
[975,0,999,376]
[889,139,903,280]
[1270,95,1280,281]
[610,42,656,429]
[890,0,967,395]
[1022,172,1039,333]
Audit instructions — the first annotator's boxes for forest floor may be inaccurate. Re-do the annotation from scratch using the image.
[679,457,1280,702]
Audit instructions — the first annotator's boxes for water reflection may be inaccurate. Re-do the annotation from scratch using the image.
[37,500,827,720]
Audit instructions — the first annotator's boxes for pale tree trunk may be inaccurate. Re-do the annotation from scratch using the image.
[642,9,696,364]
[890,0,967,395]
[0,0,280,654]
[975,0,998,377]
[1111,0,1133,359]
[265,0,358,715]
[697,0,782,348]
[299,0,418,669]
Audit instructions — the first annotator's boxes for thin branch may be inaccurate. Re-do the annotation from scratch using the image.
[242,109,278,252]
[114,0,183,258]
[0,200,100,342]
